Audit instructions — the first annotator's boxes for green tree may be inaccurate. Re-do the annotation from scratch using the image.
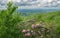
[0,2,22,38]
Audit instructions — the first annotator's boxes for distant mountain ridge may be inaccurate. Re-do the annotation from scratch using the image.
[17,8,60,13]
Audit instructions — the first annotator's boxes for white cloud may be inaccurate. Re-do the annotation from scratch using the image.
[0,0,60,9]
[57,1,60,4]
[48,0,53,2]
[23,0,28,2]
[8,0,21,2]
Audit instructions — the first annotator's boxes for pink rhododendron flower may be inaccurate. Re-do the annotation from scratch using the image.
[22,29,27,33]
[25,33,31,36]
[31,24,36,29]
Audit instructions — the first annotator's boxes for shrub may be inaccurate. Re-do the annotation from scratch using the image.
[0,2,22,38]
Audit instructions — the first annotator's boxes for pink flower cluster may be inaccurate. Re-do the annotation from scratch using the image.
[22,29,35,37]
[22,23,50,37]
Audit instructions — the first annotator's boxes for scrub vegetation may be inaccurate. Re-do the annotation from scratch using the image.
[0,2,60,38]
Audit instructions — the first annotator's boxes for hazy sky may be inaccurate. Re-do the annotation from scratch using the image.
[0,0,60,9]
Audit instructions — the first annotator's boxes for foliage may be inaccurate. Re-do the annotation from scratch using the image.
[23,11,60,38]
[0,2,60,38]
[0,2,22,38]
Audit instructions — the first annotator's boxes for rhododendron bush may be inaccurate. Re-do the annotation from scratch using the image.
[20,21,52,38]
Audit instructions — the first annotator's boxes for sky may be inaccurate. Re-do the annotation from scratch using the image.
[0,0,60,9]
